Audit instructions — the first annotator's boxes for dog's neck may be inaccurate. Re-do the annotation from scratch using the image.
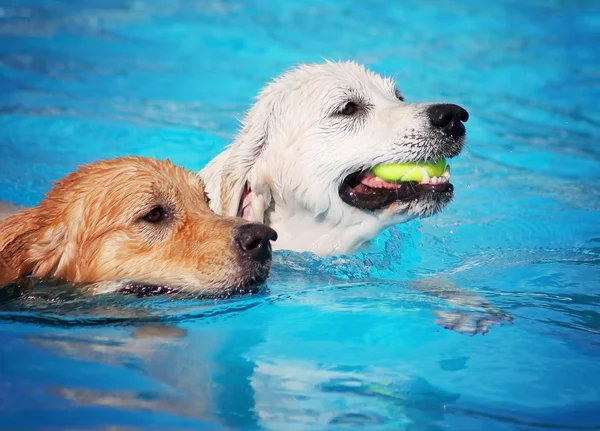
[264,203,399,256]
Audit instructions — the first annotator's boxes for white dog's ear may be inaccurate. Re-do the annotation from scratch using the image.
[218,99,275,223]
[237,184,269,223]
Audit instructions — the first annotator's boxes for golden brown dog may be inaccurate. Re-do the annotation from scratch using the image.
[0,157,277,294]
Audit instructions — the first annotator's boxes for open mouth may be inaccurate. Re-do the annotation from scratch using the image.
[339,163,453,211]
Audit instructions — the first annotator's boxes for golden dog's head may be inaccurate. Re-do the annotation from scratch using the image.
[0,157,277,294]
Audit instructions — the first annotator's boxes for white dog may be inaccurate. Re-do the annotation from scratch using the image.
[201,61,468,255]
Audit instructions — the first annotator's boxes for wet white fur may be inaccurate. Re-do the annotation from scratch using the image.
[200,61,455,255]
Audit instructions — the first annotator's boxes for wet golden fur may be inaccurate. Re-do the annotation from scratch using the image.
[0,157,268,293]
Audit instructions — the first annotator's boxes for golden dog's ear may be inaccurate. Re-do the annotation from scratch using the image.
[0,209,40,285]
[0,208,70,285]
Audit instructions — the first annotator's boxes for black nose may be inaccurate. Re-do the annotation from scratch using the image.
[426,103,469,140]
[234,223,278,264]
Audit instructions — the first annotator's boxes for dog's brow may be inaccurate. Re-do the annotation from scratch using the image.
[322,88,368,117]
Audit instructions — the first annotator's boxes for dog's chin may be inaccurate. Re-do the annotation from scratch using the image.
[119,264,271,299]
[339,172,454,217]
[119,278,268,299]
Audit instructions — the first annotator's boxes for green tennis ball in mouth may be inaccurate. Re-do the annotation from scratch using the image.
[371,158,446,182]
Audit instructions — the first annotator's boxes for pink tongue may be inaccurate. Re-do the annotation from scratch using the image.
[360,173,403,190]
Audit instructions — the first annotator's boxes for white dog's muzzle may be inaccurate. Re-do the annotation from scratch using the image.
[338,103,468,214]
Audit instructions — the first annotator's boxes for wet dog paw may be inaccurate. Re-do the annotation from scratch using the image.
[433,309,513,335]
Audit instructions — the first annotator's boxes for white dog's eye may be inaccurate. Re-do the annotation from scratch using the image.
[394,89,405,102]
[340,102,358,115]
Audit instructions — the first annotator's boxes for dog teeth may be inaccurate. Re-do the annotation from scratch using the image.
[427,166,451,185]
[361,164,451,187]
[420,168,430,184]
[441,165,451,179]
[429,176,449,185]
[421,166,452,185]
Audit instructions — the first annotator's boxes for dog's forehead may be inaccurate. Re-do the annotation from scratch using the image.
[141,173,206,209]
[131,160,206,204]
[279,61,397,99]
[71,160,204,215]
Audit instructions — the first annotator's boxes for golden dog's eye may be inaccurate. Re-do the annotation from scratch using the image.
[340,102,358,115]
[143,206,167,223]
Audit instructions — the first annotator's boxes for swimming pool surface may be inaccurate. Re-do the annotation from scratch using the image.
[1,1,599,430]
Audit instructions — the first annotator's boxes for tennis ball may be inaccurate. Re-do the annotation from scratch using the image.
[372,158,446,182]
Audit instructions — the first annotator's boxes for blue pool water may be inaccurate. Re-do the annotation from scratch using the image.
[1,1,599,430]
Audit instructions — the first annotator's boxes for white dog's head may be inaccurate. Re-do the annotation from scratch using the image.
[202,61,468,254]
